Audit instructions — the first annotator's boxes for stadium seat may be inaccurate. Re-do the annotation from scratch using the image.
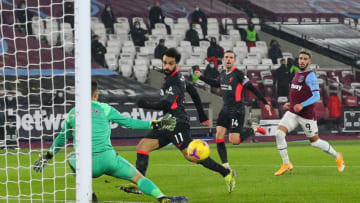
[286,18,299,24]
[119,65,132,77]
[222,18,234,30]
[255,41,267,48]
[135,58,149,66]
[208,24,219,32]
[219,40,233,49]
[186,58,203,66]
[164,17,174,28]
[263,79,275,97]
[260,71,273,80]
[180,41,191,47]
[165,40,178,48]
[145,40,157,47]
[151,59,162,69]
[236,18,248,29]
[262,58,273,65]
[116,17,128,24]
[229,30,241,42]
[246,53,262,61]
[123,41,135,47]
[208,18,218,25]
[106,46,121,58]
[251,18,260,24]
[120,52,135,60]
[314,98,328,120]
[301,18,315,24]
[282,52,293,59]
[341,70,354,85]
[343,95,357,106]
[134,65,148,83]
[107,39,122,48]
[247,70,261,80]
[121,46,136,54]
[200,41,210,48]
[139,46,154,55]
[235,41,247,47]
[329,17,339,23]
[105,54,118,71]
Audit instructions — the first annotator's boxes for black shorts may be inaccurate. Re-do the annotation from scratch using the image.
[216,107,245,133]
[145,122,192,150]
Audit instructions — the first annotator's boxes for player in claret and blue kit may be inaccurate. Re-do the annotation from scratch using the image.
[274,49,345,176]
[33,80,187,203]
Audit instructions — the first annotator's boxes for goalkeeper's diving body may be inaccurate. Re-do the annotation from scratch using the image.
[33,81,188,203]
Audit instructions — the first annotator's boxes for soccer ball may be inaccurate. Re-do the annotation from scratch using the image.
[187,139,210,161]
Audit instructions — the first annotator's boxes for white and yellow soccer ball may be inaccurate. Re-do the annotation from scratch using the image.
[187,139,210,161]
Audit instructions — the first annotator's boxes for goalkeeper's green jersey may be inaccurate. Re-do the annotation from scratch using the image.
[49,101,151,154]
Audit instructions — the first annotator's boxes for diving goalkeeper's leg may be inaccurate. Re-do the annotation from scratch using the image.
[109,151,187,202]
[67,152,98,202]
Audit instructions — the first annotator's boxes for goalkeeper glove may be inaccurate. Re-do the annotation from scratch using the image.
[33,151,53,173]
[151,113,176,131]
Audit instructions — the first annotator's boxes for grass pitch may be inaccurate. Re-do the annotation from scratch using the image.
[1,140,360,202]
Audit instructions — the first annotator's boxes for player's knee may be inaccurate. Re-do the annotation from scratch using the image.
[229,135,240,145]
[275,129,287,149]
[215,126,226,139]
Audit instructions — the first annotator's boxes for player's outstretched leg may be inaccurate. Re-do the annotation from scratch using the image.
[310,138,345,172]
[198,157,236,193]
[274,129,293,176]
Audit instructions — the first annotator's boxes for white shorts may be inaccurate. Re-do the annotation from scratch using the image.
[278,111,318,137]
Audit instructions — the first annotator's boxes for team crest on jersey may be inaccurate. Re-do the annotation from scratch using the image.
[229,77,233,83]
[298,75,305,83]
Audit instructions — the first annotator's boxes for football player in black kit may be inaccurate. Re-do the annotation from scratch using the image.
[120,48,236,195]
[195,50,272,170]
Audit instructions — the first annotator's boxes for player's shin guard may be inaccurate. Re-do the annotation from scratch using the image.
[136,150,149,176]
[311,139,338,158]
[216,139,228,164]
[137,177,164,199]
[199,157,230,177]
[240,128,255,142]
[275,129,290,164]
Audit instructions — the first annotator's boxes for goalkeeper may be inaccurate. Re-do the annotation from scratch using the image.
[33,81,187,203]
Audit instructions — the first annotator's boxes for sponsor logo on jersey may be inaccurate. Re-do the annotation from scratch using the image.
[291,84,303,91]
[221,84,232,90]
[165,86,174,95]
[298,75,305,83]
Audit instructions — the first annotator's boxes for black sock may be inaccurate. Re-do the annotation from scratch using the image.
[240,127,255,142]
[216,140,228,164]
[136,151,149,176]
[199,157,230,177]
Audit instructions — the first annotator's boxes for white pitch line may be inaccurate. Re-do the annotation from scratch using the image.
[0,197,153,203]
[151,163,360,168]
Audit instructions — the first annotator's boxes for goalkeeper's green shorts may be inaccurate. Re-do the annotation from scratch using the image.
[68,150,137,180]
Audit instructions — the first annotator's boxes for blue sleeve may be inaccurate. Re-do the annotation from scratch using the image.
[301,72,320,107]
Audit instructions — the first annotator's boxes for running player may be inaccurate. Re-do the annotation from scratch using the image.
[33,81,187,203]
[194,50,271,169]
[274,49,345,176]
[121,48,236,194]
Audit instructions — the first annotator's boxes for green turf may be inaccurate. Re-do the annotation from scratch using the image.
[1,140,360,202]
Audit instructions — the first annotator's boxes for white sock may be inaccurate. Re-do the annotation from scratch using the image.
[222,163,230,169]
[275,129,290,164]
[311,139,339,158]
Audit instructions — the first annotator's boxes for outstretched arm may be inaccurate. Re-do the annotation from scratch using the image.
[194,70,221,87]
[186,81,209,124]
